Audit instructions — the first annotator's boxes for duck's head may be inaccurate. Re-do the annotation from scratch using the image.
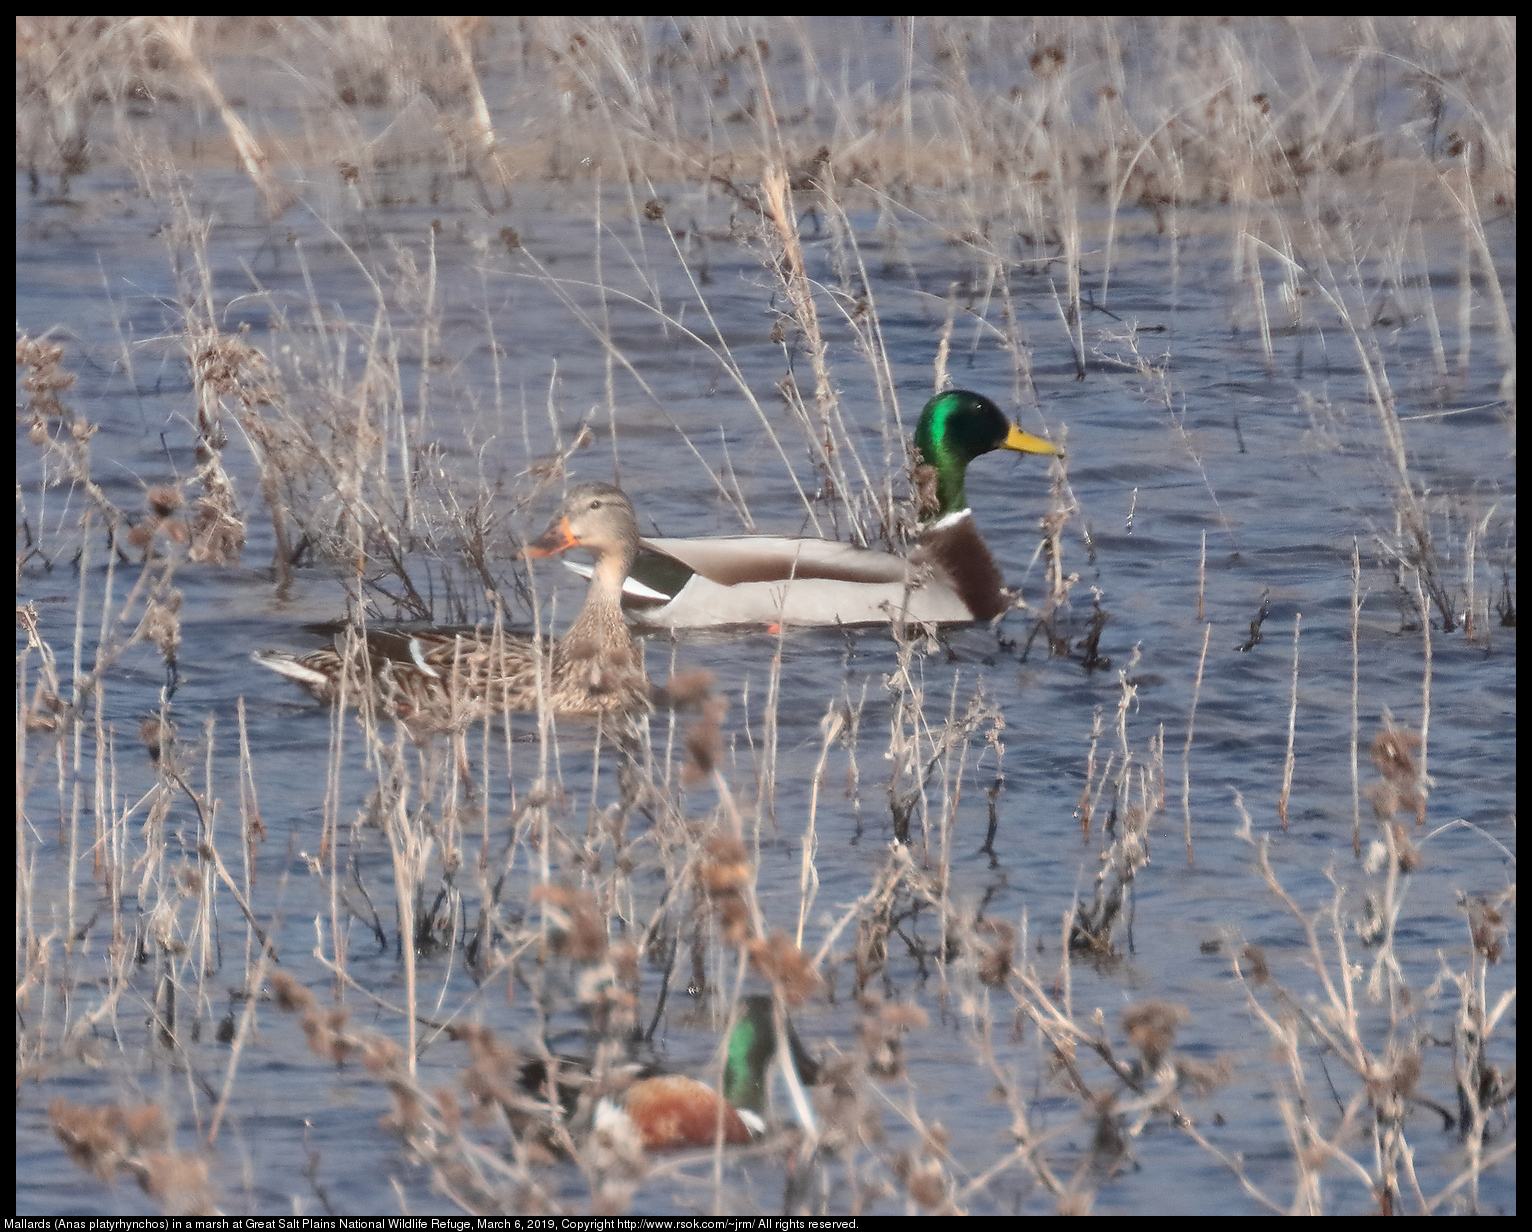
[525,482,640,566]
[914,390,1060,518]
[722,995,820,1116]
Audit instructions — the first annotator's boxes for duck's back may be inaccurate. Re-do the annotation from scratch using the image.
[630,536,973,628]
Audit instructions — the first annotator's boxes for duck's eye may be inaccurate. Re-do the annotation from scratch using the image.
[589,499,601,510]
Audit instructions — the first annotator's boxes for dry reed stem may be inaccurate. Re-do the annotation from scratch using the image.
[152,18,294,217]
[1181,621,1212,866]
[17,16,1514,1215]
[1276,613,1301,829]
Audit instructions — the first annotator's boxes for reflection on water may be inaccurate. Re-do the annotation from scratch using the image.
[17,16,1515,1218]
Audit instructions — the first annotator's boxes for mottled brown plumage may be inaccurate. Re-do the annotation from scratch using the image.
[253,484,649,728]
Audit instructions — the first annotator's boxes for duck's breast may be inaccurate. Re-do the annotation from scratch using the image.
[622,1074,753,1149]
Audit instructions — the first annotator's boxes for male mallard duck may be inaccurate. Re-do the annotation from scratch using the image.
[252,482,649,725]
[565,391,1060,628]
[521,996,819,1152]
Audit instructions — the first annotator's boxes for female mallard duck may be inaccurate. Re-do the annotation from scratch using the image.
[252,483,649,725]
[565,391,1060,628]
[520,996,819,1152]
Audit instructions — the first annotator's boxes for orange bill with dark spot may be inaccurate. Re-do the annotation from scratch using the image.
[525,516,580,558]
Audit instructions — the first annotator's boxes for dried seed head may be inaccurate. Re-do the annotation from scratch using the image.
[1389,822,1423,872]
[609,940,640,986]
[748,931,821,1004]
[448,1023,520,1074]
[17,337,66,369]
[141,592,183,661]
[1365,721,1428,822]
[656,667,715,709]
[1390,1049,1422,1098]
[1174,1055,1234,1097]
[681,694,729,785]
[299,1010,333,1061]
[881,1002,928,1030]
[912,462,941,519]
[21,365,77,394]
[146,486,184,517]
[905,1158,949,1210]
[188,480,245,566]
[50,1099,123,1178]
[700,835,751,894]
[432,1086,462,1136]
[531,884,608,962]
[976,919,1015,988]
[1465,896,1507,963]
[1371,726,1420,782]
[1122,1000,1189,1071]
[1030,44,1066,78]
[117,1103,171,1152]
[858,999,924,1078]
[382,1088,427,1136]
[139,716,175,764]
[1240,944,1270,985]
[361,1034,405,1074]
[139,1149,216,1215]
[324,1008,353,1065]
[716,893,753,945]
[270,970,317,1014]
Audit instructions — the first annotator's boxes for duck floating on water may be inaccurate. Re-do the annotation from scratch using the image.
[564,391,1060,629]
[252,482,650,726]
[522,995,819,1151]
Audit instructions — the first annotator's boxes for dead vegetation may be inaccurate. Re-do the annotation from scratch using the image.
[17,16,1514,1218]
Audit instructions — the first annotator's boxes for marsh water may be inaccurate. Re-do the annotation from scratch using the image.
[16,18,1515,1217]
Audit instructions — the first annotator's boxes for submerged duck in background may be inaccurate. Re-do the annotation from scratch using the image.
[521,995,820,1151]
[253,482,650,724]
[565,390,1061,628]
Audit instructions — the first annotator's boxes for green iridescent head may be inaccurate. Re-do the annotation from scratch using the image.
[722,997,777,1114]
[913,390,1059,519]
[722,995,819,1115]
